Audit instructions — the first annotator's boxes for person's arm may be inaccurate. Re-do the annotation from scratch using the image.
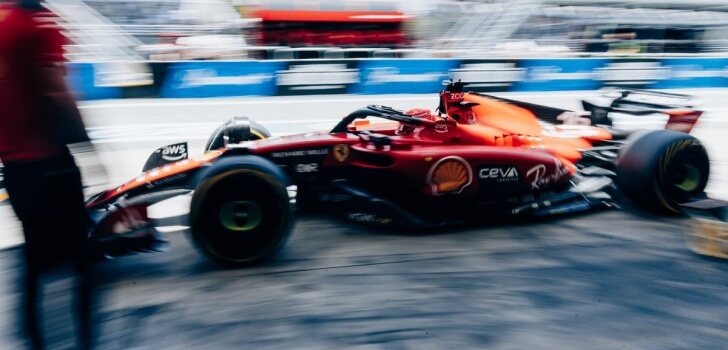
[35,64,90,144]
[32,17,107,187]
[31,11,90,145]
[37,64,109,187]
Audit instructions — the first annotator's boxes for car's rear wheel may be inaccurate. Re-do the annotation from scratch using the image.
[617,130,709,214]
[205,117,270,152]
[189,169,293,266]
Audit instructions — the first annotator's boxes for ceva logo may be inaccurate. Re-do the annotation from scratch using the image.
[479,167,519,180]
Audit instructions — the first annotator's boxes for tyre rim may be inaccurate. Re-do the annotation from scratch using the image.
[673,163,702,192]
[219,200,263,232]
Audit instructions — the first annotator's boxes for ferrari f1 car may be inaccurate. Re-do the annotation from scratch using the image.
[0,87,702,206]
[83,82,710,265]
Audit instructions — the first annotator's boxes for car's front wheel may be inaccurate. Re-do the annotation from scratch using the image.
[189,169,293,266]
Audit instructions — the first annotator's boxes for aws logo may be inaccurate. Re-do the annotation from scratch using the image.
[434,121,449,133]
[427,156,473,195]
[161,143,187,161]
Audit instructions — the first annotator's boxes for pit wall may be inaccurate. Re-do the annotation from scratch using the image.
[67,58,728,100]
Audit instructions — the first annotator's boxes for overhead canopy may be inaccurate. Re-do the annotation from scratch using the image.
[544,0,728,11]
[542,5,728,26]
[252,10,409,23]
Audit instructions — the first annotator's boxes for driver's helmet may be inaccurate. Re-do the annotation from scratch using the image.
[397,108,433,135]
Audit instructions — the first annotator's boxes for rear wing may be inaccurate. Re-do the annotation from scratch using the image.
[582,88,702,131]
[583,88,699,117]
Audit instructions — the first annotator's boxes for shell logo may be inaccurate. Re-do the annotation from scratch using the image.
[427,156,473,195]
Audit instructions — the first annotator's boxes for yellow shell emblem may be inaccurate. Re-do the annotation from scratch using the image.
[427,156,472,195]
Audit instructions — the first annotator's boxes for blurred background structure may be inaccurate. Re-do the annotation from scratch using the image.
[45,0,728,62]
[41,0,728,100]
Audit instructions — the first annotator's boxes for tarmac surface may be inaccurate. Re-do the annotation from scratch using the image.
[2,212,728,349]
[1,90,728,349]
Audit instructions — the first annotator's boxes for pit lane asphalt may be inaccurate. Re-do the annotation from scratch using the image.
[1,91,728,349]
[2,211,728,349]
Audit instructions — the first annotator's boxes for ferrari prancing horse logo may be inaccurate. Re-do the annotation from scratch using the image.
[333,144,350,162]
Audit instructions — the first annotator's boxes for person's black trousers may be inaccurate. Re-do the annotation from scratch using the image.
[3,152,94,349]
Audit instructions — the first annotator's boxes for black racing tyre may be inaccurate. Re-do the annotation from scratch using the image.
[189,169,293,266]
[617,130,709,214]
[204,117,271,152]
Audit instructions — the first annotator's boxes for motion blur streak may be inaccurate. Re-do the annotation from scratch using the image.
[0,89,726,348]
[2,0,728,348]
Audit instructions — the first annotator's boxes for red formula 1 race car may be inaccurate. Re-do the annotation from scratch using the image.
[84,82,710,266]
[0,88,702,207]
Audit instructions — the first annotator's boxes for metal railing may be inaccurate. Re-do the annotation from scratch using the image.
[48,0,728,61]
[45,0,144,61]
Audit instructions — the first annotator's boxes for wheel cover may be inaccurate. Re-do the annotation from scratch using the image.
[219,200,263,232]
[662,141,709,207]
[673,164,702,192]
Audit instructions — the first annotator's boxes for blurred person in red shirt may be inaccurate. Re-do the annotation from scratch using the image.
[0,0,96,348]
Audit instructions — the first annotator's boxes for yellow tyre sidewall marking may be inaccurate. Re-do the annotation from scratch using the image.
[251,130,266,140]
